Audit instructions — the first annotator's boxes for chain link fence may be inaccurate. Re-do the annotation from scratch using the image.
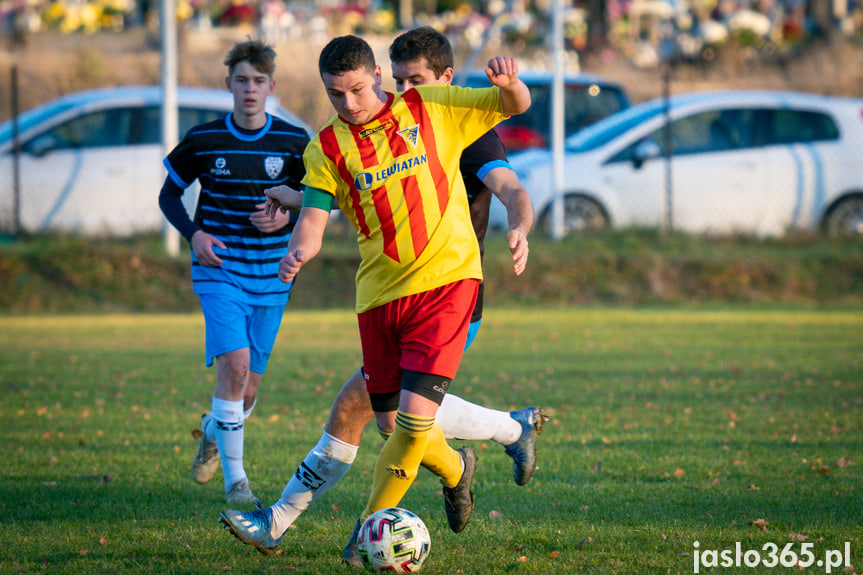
[1,31,862,239]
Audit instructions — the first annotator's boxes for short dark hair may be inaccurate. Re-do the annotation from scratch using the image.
[319,35,377,77]
[224,38,276,77]
[389,27,454,78]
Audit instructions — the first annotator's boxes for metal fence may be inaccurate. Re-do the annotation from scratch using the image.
[2,37,862,239]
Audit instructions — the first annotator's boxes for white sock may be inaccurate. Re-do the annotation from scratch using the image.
[211,397,246,490]
[270,432,358,536]
[437,394,521,445]
[243,398,257,420]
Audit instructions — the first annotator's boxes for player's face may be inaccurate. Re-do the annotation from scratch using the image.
[227,61,274,126]
[392,57,454,91]
[322,66,386,126]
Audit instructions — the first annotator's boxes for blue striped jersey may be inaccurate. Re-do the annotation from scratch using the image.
[163,113,309,305]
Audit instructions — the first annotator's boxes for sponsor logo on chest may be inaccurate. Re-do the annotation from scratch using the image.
[210,157,231,176]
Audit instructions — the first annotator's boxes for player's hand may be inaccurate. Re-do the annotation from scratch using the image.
[507,229,529,276]
[486,56,520,89]
[265,185,303,218]
[251,202,291,233]
[190,230,226,267]
[279,249,307,283]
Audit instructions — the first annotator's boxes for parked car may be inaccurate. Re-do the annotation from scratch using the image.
[492,90,863,237]
[456,69,631,153]
[0,86,312,236]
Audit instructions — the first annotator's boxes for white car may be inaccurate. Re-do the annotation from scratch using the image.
[0,86,312,236]
[495,90,863,237]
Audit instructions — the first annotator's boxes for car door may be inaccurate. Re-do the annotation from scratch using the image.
[16,106,141,234]
[665,108,765,234]
[600,133,668,228]
[754,107,842,234]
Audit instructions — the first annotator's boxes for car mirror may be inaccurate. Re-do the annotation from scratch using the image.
[632,139,661,169]
[28,135,59,157]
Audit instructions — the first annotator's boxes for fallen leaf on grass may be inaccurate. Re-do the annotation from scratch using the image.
[815,466,832,476]
[517,556,527,563]
[673,468,686,478]
[838,456,850,468]
[578,537,594,550]
[750,519,769,531]
[99,538,107,546]
[550,551,560,559]
[789,533,808,542]
[78,549,88,556]
[488,510,504,519]
[191,429,203,440]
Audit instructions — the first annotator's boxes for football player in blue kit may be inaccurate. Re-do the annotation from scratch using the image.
[158,38,309,505]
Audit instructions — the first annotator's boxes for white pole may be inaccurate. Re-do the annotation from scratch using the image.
[161,0,180,256]
[550,0,566,239]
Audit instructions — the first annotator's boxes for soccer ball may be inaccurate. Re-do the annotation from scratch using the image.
[357,507,431,573]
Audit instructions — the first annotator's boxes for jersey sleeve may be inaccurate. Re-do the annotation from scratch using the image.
[162,134,203,190]
[301,134,342,195]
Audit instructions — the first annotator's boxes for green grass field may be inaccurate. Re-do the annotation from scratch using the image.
[2,308,861,574]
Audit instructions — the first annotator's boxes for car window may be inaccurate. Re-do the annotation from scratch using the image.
[763,109,839,145]
[24,107,134,152]
[522,82,629,142]
[607,107,757,163]
[568,100,666,153]
[134,106,229,144]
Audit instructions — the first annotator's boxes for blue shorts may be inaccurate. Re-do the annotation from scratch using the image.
[198,293,285,374]
[464,319,481,351]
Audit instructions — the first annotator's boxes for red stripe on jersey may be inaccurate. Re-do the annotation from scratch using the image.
[401,174,429,258]
[351,123,381,169]
[320,125,370,238]
[402,90,449,217]
[378,109,410,158]
[371,185,399,262]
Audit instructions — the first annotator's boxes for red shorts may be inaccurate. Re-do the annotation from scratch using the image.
[358,279,479,395]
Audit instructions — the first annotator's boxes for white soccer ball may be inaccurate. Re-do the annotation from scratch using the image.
[357,507,431,573]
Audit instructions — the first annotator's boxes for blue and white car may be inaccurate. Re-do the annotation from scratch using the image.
[494,90,863,237]
[0,86,312,236]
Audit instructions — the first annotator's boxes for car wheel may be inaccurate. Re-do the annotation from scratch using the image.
[540,194,609,235]
[823,195,863,238]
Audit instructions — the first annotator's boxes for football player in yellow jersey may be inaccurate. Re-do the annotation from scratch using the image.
[221,34,530,562]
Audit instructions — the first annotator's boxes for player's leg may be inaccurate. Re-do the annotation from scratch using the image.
[435,317,547,485]
[212,347,254,503]
[220,368,374,554]
[344,280,478,563]
[270,369,372,531]
[192,295,253,499]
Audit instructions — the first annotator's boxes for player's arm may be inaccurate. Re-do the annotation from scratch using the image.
[482,166,534,276]
[159,176,226,266]
[279,187,332,283]
[485,56,531,117]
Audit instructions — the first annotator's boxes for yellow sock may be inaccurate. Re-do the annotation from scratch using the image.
[361,411,433,520]
[419,423,462,488]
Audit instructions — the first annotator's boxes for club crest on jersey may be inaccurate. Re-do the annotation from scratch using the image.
[264,156,284,179]
[397,125,419,147]
[210,157,231,176]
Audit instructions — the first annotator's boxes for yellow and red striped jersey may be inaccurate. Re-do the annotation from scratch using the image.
[302,85,508,312]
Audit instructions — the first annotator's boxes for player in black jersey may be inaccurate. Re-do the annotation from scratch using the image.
[220,28,545,558]
[159,39,309,505]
